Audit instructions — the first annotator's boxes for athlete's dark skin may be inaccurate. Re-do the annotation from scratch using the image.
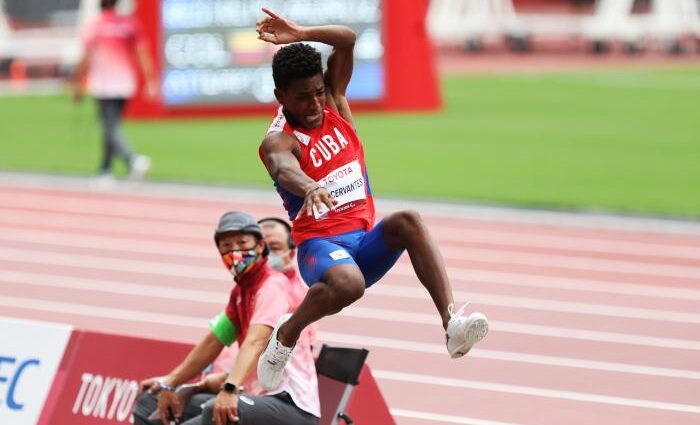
[257,8,455,347]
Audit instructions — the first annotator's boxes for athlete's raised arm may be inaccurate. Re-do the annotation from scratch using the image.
[256,8,356,124]
[261,132,338,217]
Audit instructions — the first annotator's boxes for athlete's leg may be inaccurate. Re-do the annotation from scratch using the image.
[277,263,365,347]
[379,210,488,358]
[258,235,368,390]
[354,220,404,287]
[380,210,454,330]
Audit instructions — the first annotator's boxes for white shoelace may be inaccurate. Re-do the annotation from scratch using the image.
[448,302,470,320]
[269,342,292,368]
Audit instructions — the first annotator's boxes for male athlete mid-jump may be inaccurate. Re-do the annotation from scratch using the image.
[255,8,488,390]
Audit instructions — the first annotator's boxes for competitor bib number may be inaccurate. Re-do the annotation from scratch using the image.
[312,160,367,219]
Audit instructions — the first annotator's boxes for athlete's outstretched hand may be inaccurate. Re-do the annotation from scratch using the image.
[303,186,338,218]
[256,8,303,45]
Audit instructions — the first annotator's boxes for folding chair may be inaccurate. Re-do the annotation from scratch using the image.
[315,345,369,425]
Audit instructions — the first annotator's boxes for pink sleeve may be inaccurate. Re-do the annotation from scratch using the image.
[249,277,289,328]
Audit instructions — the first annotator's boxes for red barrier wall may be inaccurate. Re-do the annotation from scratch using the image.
[34,328,395,424]
[38,331,193,424]
[346,365,396,425]
[317,365,395,425]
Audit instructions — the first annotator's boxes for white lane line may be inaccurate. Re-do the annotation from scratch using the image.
[2,290,699,377]
[375,200,700,238]
[0,173,283,206]
[0,295,203,328]
[0,246,223,280]
[392,264,700,301]
[373,370,700,414]
[339,307,700,351]
[3,204,700,261]
[1,283,698,351]
[0,209,208,237]
[318,332,700,380]
[4,172,700,235]
[3,219,699,302]
[3,270,700,377]
[0,227,213,258]
[0,225,700,308]
[0,270,226,302]
[368,285,700,324]
[1,192,223,222]
[390,409,527,425]
[2,294,699,385]
[2,258,700,326]
[3,209,700,281]
[4,270,695,377]
[429,227,700,260]
[437,246,700,280]
[5,226,700,301]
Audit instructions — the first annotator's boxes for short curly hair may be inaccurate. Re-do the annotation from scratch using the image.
[272,43,323,91]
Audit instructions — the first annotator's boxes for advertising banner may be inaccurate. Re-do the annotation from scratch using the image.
[1,315,392,424]
[128,0,439,117]
[44,331,193,424]
[0,317,72,425]
[160,0,385,106]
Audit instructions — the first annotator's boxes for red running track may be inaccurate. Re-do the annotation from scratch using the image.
[1,175,699,425]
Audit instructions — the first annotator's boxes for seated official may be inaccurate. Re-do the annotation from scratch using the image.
[132,211,319,425]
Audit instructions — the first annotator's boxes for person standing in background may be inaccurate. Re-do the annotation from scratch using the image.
[72,0,157,186]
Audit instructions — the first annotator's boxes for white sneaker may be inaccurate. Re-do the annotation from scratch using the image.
[446,303,488,358]
[257,313,294,390]
[129,155,151,181]
[92,172,115,191]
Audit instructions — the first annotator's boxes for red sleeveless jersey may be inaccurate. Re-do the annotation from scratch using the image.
[260,106,375,245]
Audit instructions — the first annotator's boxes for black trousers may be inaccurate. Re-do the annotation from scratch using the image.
[96,98,133,173]
[132,391,319,425]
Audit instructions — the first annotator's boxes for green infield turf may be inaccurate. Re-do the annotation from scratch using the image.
[1,69,698,217]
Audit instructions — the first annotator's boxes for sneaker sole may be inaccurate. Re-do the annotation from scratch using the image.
[450,313,489,359]
[257,313,292,390]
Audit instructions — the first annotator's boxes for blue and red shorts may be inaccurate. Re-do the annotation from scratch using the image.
[297,221,404,288]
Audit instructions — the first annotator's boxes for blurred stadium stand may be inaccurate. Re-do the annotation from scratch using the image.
[1,0,698,86]
[1,0,85,77]
[0,0,133,80]
[428,0,700,53]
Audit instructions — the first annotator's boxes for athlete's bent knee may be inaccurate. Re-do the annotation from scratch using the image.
[397,210,423,229]
[386,210,424,238]
[332,277,365,304]
[326,267,365,305]
[336,281,364,304]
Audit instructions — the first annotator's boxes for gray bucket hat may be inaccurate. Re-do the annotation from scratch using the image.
[214,211,268,256]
